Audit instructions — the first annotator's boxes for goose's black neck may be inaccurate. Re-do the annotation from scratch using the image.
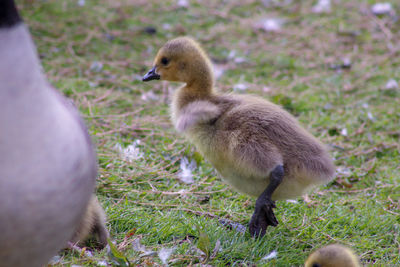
[0,0,22,28]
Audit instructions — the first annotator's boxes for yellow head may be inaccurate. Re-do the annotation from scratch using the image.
[142,37,214,89]
[305,244,360,267]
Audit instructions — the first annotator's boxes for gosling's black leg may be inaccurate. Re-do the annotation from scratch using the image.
[249,165,284,237]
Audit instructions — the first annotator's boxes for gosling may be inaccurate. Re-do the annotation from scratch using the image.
[305,244,360,267]
[0,0,97,266]
[70,195,109,249]
[142,37,335,237]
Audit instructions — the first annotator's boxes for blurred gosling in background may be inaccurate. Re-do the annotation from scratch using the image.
[305,244,360,267]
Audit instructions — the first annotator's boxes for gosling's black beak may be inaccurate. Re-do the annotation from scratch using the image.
[142,67,160,82]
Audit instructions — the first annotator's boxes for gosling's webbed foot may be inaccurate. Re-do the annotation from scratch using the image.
[249,198,278,237]
[248,165,284,237]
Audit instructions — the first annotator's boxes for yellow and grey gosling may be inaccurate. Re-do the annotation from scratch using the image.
[142,37,335,237]
[305,244,360,267]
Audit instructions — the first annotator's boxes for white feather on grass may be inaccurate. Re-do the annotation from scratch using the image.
[177,157,196,184]
[259,18,283,32]
[312,0,331,13]
[177,0,189,8]
[261,250,278,260]
[158,247,176,266]
[385,79,398,89]
[77,0,85,7]
[132,238,156,257]
[96,260,108,266]
[115,140,143,162]
[371,3,394,15]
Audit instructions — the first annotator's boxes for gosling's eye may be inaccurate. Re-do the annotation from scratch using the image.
[312,263,321,267]
[161,57,169,65]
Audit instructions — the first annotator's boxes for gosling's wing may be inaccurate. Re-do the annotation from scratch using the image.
[175,100,221,132]
[212,101,284,176]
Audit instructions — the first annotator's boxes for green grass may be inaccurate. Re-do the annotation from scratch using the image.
[19,0,399,266]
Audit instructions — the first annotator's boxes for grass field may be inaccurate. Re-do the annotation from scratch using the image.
[19,0,399,266]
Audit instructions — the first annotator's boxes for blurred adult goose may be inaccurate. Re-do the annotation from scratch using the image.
[142,37,335,237]
[0,0,103,266]
[305,244,360,267]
